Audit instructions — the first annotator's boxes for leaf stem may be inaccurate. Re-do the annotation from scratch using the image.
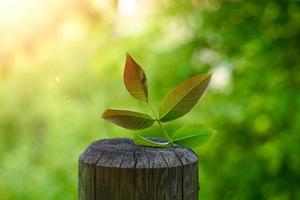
[147,102,173,144]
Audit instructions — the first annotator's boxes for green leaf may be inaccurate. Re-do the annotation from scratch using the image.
[159,73,212,122]
[124,53,148,102]
[132,135,169,147]
[172,124,216,148]
[102,109,154,130]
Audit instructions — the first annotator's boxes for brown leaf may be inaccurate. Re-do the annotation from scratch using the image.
[123,53,148,102]
[102,109,154,130]
[159,73,212,122]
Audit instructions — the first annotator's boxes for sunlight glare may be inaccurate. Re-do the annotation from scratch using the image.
[211,63,232,90]
[0,0,36,25]
[117,0,138,16]
[0,0,62,55]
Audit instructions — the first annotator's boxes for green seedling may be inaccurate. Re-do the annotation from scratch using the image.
[101,54,216,148]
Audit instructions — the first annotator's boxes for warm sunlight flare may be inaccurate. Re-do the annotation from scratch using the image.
[0,0,66,56]
[0,0,61,32]
[117,0,138,16]
[0,0,37,25]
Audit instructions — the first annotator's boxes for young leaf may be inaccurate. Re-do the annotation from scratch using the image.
[132,135,169,147]
[172,124,216,148]
[102,109,154,130]
[159,73,212,122]
[124,54,148,102]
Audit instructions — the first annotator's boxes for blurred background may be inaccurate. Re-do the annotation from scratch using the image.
[0,0,299,199]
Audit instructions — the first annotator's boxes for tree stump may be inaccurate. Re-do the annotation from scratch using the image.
[78,138,199,200]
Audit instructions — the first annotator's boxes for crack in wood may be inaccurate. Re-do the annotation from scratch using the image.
[78,138,198,200]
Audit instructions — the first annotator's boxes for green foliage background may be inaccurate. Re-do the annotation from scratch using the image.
[0,0,299,199]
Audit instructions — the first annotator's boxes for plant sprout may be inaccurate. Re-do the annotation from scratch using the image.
[101,54,216,148]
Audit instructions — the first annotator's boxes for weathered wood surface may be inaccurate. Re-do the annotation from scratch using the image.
[78,138,199,200]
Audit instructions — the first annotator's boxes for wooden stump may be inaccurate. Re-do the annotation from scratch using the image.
[78,138,199,200]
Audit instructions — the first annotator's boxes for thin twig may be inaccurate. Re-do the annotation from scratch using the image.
[147,102,173,144]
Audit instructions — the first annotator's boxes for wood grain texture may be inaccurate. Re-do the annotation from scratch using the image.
[78,138,199,200]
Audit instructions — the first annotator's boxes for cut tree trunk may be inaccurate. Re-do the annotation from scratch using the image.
[78,138,199,200]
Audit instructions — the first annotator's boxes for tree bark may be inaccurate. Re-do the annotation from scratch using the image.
[78,138,199,200]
